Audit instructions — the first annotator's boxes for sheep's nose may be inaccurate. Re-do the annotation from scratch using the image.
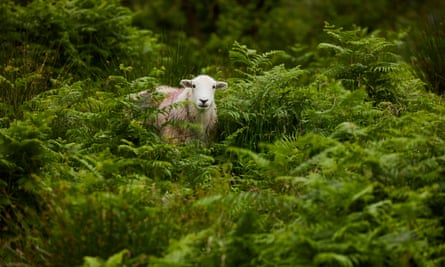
[199,98,208,104]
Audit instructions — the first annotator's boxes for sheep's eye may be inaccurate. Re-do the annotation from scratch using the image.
[192,84,196,88]
[212,85,216,89]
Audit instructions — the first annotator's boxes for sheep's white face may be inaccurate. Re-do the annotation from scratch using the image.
[180,75,227,110]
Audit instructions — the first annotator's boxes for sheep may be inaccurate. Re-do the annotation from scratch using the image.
[133,75,228,143]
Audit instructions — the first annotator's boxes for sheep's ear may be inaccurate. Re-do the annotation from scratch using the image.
[180,79,193,88]
[215,81,228,89]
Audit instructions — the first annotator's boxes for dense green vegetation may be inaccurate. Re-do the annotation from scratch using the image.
[1,0,445,266]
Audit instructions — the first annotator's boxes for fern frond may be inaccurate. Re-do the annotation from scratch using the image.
[371,62,402,73]
[313,252,354,267]
[230,41,285,76]
[318,42,353,55]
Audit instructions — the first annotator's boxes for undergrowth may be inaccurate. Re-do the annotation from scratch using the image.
[1,4,445,266]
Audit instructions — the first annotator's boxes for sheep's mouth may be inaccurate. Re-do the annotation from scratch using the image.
[197,104,209,109]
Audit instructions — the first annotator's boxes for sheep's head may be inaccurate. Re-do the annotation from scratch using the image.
[180,75,227,110]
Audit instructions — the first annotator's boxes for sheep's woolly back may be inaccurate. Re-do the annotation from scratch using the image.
[157,86,184,109]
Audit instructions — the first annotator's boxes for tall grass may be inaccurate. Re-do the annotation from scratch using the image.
[0,43,68,121]
[407,14,445,95]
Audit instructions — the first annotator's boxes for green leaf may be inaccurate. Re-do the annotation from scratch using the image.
[314,252,354,267]
[104,249,129,267]
[81,256,104,267]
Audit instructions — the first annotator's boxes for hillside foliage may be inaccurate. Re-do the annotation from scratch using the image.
[1,1,445,267]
